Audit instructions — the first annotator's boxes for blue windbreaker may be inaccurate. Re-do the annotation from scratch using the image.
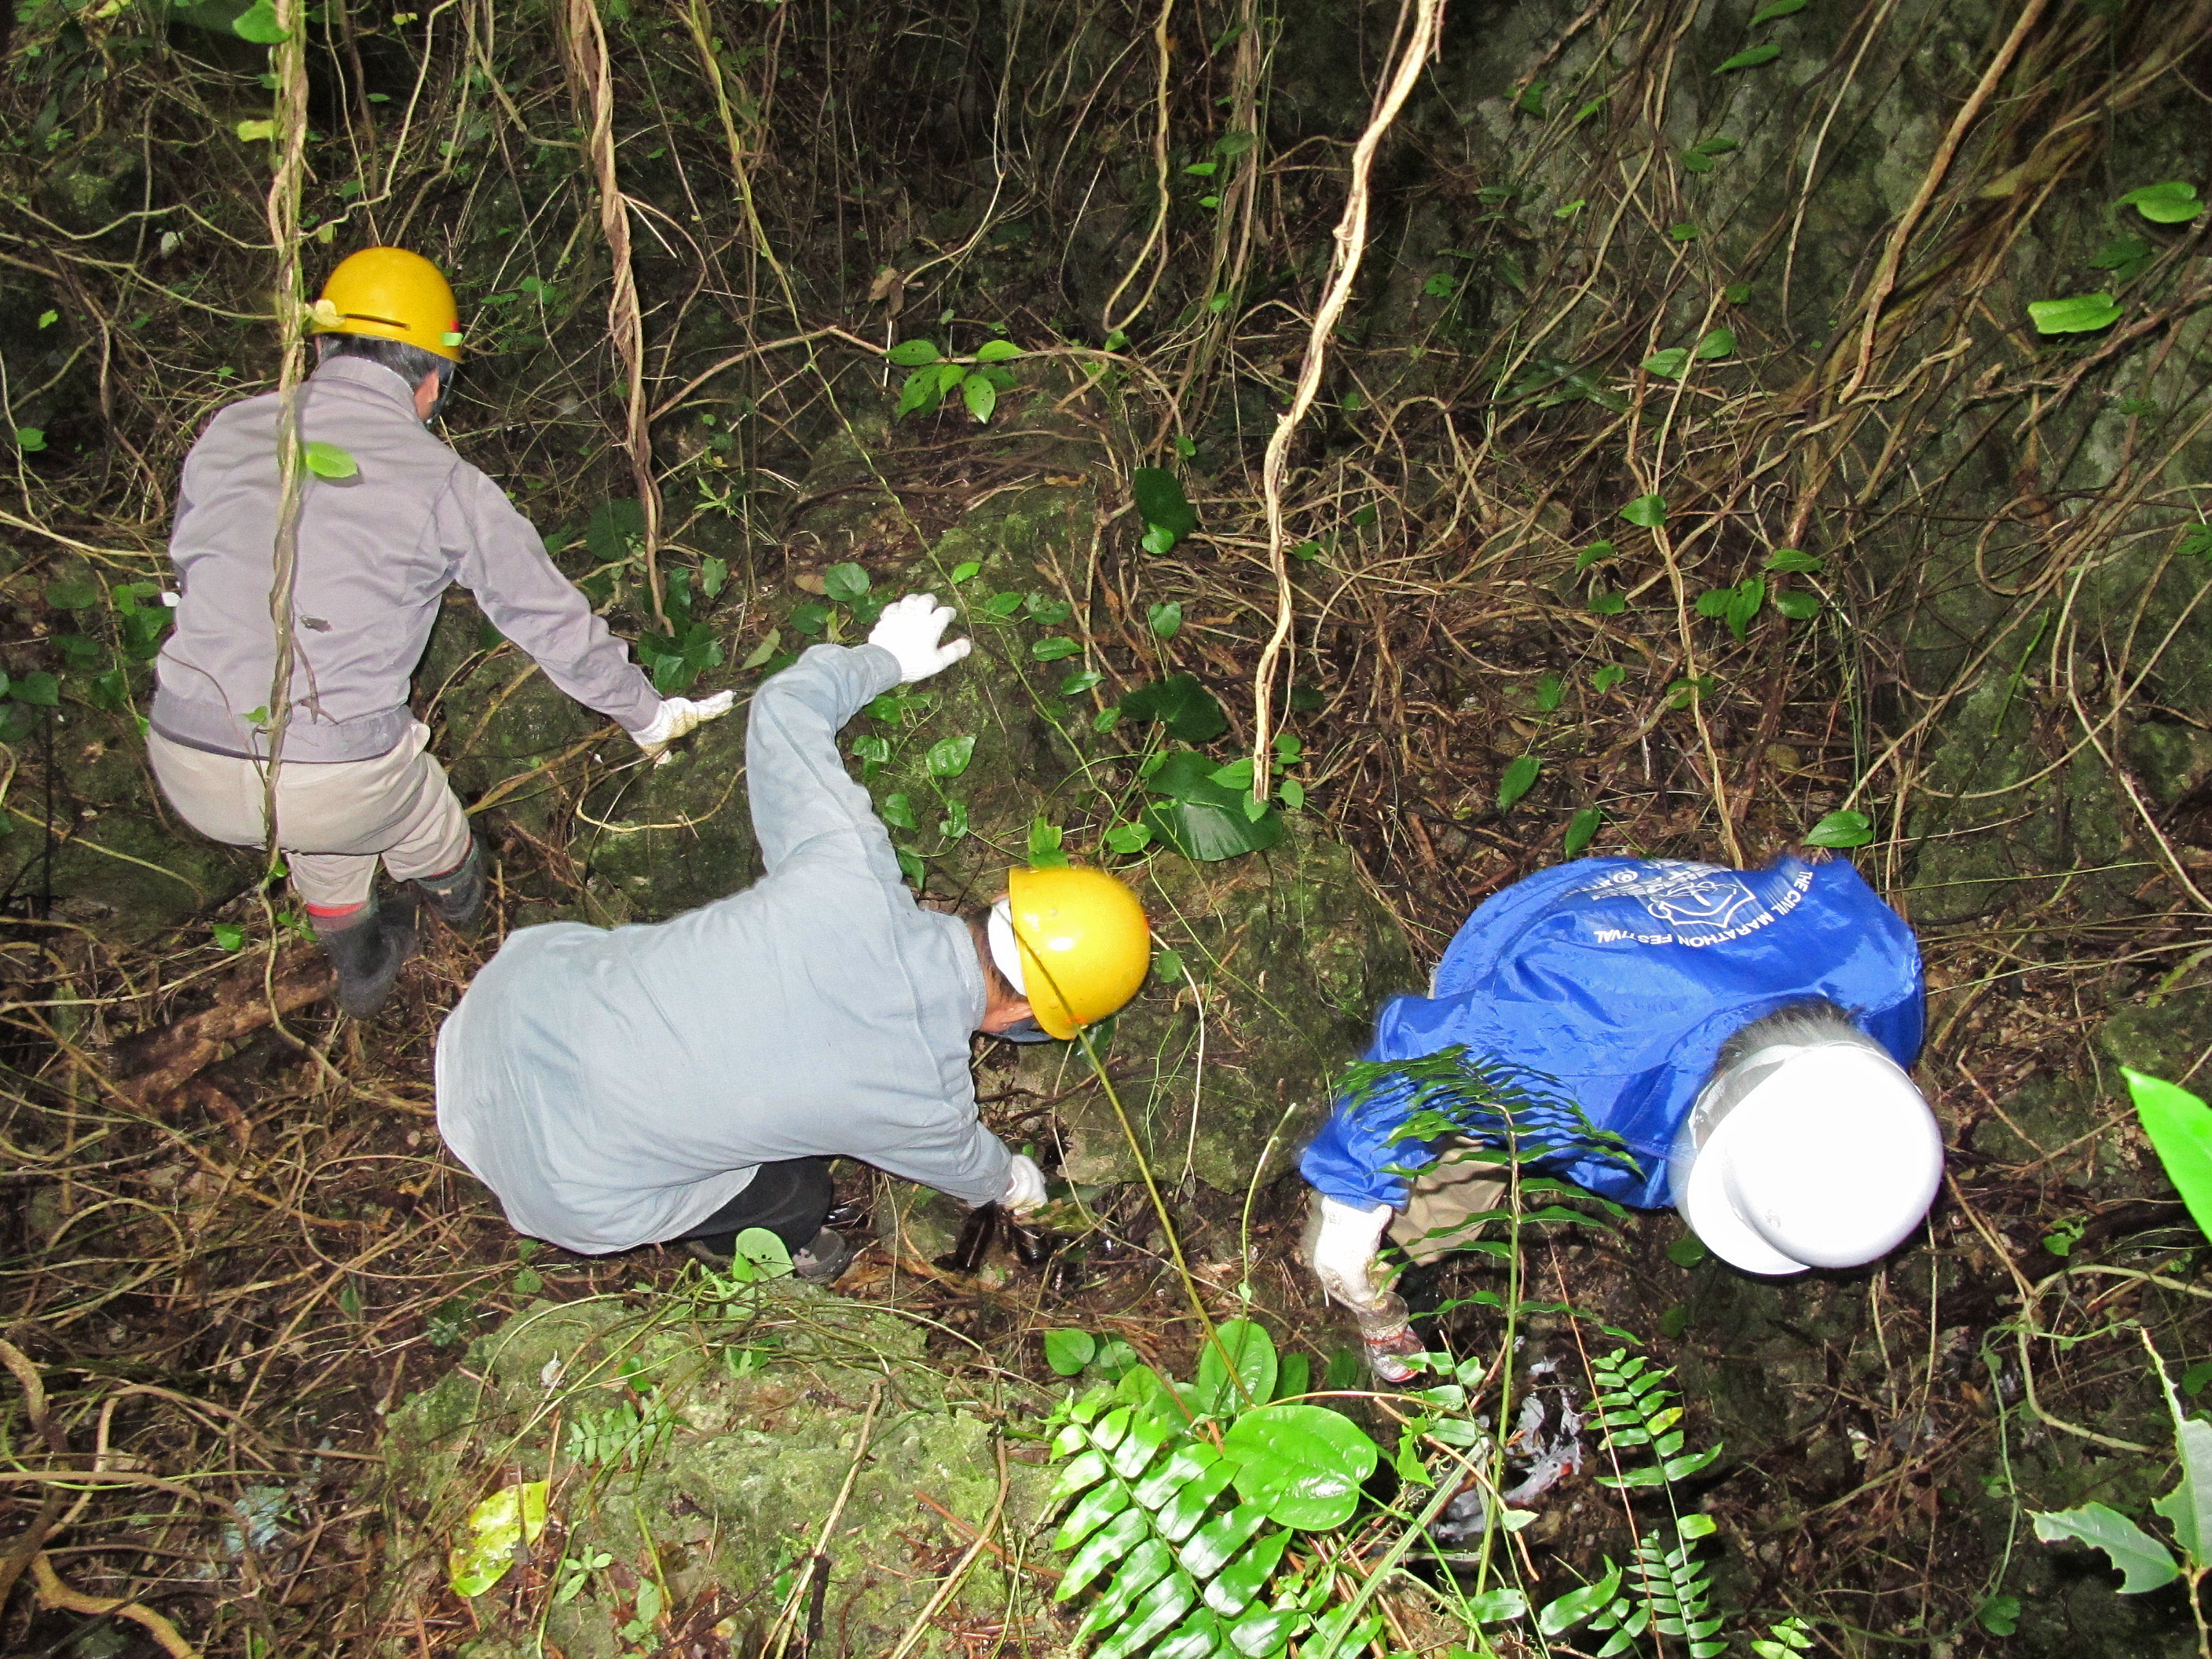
[1298,856,1924,1210]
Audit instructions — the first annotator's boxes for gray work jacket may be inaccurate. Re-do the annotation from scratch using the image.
[152,355,661,761]
[433,643,1012,1253]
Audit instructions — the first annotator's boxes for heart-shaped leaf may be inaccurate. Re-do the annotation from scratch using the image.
[1220,1404,1379,1530]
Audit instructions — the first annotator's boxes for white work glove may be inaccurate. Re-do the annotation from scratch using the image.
[1001,1153,1047,1214]
[867,591,972,683]
[1309,1194,1395,1313]
[629,691,736,760]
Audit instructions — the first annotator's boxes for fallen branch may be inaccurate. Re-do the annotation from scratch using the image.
[104,947,331,1106]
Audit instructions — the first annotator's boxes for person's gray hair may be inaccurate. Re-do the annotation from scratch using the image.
[316,332,452,392]
[1712,998,1881,1075]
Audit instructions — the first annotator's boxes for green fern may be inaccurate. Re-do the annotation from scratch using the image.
[1045,1320,1381,1659]
[1589,1348,1723,1488]
[1538,1348,1730,1657]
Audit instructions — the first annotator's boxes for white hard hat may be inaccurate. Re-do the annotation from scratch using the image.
[1669,1041,1943,1276]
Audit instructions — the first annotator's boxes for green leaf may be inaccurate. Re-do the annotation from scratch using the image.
[1643,348,1690,379]
[700,556,727,599]
[1144,796,1284,862]
[2118,180,2202,225]
[211,922,246,951]
[2032,1504,2181,1591]
[1564,806,1602,857]
[1196,1320,1279,1416]
[880,792,917,831]
[1538,1562,1623,1635]
[1621,494,1667,529]
[1132,467,1199,548]
[1773,590,1822,621]
[2153,1412,2212,1569]
[963,375,998,423]
[1696,328,1735,360]
[1093,1569,1197,1659]
[10,672,59,707]
[235,118,276,143]
[1219,1404,1379,1530]
[1058,1506,1152,1599]
[1804,808,1873,848]
[1666,1232,1709,1267]
[1577,540,1616,572]
[949,560,982,584]
[302,440,357,479]
[1592,664,1625,694]
[1203,1529,1291,1619]
[974,339,1023,362]
[1750,0,1808,20]
[2091,234,2155,280]
[1060,668,1104,696]
[447,1481,548,1598]
[511,1266,543,1295]
[926,734,976,778]
[1497,755,1542,808]
[731,1228,791,1276]
[44,580,99,610]
[1046,1329,1100,1377]
[1278,777,1306,811]
[1031,636,1080,661]
[2029,292,2122,335]
[822,562,870,603]
[1104,822,1153,855]
[1765,548,1822,573]
[231,0,290,42]
[1589,591,1628,616]
[886,338,943,366]
[1209,758,1256,792]
[37,310,57,329]
[1976,1597,2021,1637]
[1670,221,1703,241]
[1121,675,1228,743]
[15,427,48,453]
[1178,1503,1267,1578]
[1148,601,1184,639]
[1719,43,1782,70]
[2125,1070,2212,1245]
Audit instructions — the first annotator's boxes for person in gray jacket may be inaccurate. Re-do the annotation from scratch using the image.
[434,594,1147,1282]
[148,248,729,1015]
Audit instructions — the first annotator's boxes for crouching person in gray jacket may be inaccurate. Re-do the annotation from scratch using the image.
[433,595,1152,1283]
[148,248,731,1016]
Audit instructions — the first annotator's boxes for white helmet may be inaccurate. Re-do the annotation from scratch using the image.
[1668,1038,1943,1276]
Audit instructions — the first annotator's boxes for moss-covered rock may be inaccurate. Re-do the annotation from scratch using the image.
[379,1283,1056,1658]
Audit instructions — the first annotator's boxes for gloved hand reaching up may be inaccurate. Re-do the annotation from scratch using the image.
[630,690,737,761]
[869,592,972,683]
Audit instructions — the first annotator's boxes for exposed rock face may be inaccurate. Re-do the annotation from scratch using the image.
[432,429,1417,1195]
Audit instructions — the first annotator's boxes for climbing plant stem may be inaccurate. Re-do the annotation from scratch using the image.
[258,0,312,859]
[557,0,665,628]
[1249,0,1444,805]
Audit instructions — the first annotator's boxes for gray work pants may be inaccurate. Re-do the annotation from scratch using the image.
[147,721,472,909]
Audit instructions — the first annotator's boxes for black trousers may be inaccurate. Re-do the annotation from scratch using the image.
[667,1157,833,1253]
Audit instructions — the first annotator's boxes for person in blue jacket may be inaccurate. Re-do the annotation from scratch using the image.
[1301,853,1943,1379]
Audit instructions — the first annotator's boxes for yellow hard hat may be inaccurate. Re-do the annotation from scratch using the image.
[313,247,462,362]
[1001,866,1151,1039]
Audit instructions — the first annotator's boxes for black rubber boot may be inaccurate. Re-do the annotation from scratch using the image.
[317,896,419,1019]
[412,839,484,929]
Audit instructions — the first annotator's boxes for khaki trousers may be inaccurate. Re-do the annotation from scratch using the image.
[148,722,472,910]
[1389,1144,1508,1265]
